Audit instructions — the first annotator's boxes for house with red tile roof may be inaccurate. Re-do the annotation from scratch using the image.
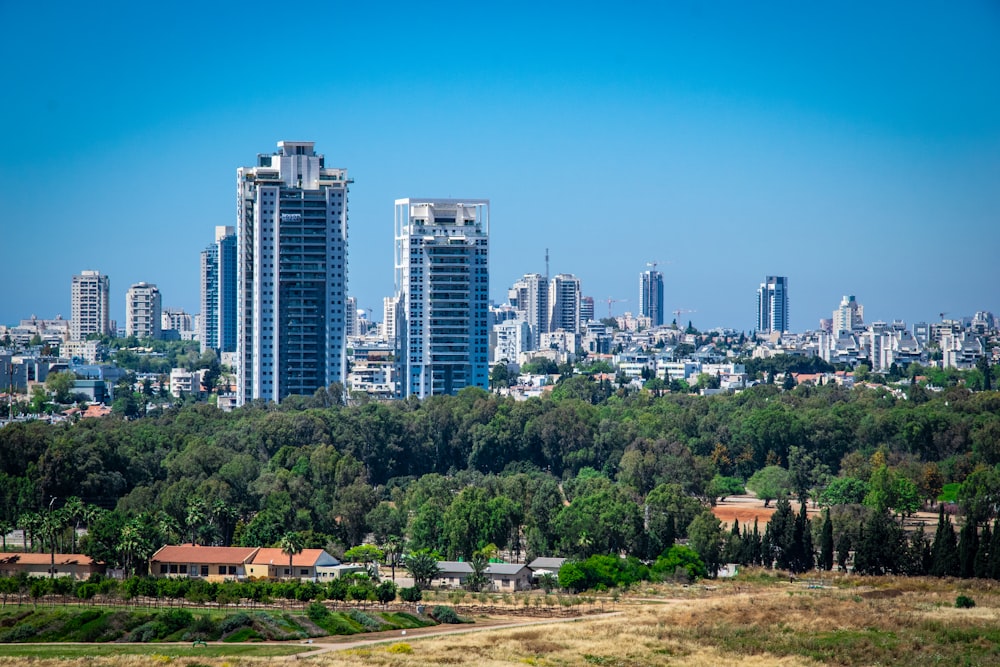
[247,548,341,582]
[0,552,103,580]
[149,544,258,580]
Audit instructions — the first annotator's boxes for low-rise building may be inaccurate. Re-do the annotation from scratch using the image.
[0,552,103,580]
[247,548,341,581]
[149,544,257,580]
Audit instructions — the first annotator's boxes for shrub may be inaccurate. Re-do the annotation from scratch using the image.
[430,605,466,624]
[956,595,976,609]
[399,586,422,603]
[127,621,161,643]
[218,612,252,634]
[158,608,194,635]
[347,610,382,631]
[4,623,38,642]
[388,642,413,654]
[306,602,330,622]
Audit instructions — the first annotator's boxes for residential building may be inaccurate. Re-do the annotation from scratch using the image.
[169,367,202,397]
[756,275,789,334]
[833,295,864,334]
[382,295,399,344]
[247,548,341,582]
[0,553,103,580]
[125,282,162,340]
[508,273,548,349]
[549,273,582,334]
[492,320,531,365]
[236,141,350,405]
[70,270,110,341]
[639,269,665,327]
[345,296,357,337]
[394,198,489,399]
[580,295,595,325]
[200,226,237,353]
[149,544,257,580]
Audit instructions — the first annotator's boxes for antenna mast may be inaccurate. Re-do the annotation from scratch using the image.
[545,248,550,282]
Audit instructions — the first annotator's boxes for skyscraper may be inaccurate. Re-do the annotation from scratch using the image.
[549,273,582,334]
[833,295,864,334]
[580,296,595,326]
[395,198,489,398]
[70,270,110,341]
[757,275,789,333]
[236,141,350,405]
[639,269,665,327]
[508,273,548,349]
[126,282,162,340]
[200,225,237,353]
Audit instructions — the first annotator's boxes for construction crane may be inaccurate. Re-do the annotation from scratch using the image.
[673,308,696,320]
[939,311,948,321]
[606,297,627,318]
[645,259,674,271]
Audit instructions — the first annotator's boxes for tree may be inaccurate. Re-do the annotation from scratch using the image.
[45,371,77,404]
[465,552,490,592]
[279,532,304,580]
[819,477,869,507]
[687,511,723,576]
[957,466,1000,526]
[746,466,791,507]
[404,549,441,590]
[819,509,834,571]
[930,507,960,577]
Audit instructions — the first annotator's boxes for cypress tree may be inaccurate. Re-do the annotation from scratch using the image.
[905,524,932,576]
[836,533,852,572]
[769,497,795,570]
[974,522,991,579]
[820,509,834,571]
[761,523,773,568]
[663,513,676,551]
[789,500,814,573]
[931,507,960,577]
[990,518,1000,580]
[958,519,979,579]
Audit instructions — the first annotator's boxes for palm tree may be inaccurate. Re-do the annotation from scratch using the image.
[279,532,304,580]
[62,497,85,553]
[185,498,208,545]
[0,518,12,552]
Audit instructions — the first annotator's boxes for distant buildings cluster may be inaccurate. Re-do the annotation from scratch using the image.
[2,141,997,415]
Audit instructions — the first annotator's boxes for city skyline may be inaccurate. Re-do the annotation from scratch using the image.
[2,2,998,330]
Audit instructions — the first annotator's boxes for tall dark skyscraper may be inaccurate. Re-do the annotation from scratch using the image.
[236,141,350,404]
[640,269,665,327]
[200,226,237,354]
[757,275,789,333]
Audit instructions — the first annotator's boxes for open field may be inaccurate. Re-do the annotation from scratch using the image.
[1,573,998,666]
[712,494,942,532]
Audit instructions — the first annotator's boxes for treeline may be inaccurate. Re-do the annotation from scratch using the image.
[2,379,1000,575]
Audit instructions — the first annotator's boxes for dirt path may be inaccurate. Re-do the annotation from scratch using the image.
[282,612,623,660]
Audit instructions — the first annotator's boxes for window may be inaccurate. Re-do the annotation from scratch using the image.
[219,566,227,575]
[229,566,237,575]
[300,568,309,576]
[179,565,188,574]
[160,564,168,574]
[200,565,209,576]
[169,564,178,574]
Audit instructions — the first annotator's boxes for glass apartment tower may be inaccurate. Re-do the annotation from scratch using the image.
[549,273,582,334]
[395,198,489,399]
[508,273,549,349]
[200,226,237,353]
[236,141,350,405]
[757,275,789,333]
[639,269,665,327]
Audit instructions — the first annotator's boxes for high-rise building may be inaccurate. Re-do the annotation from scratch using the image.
[549,273,582,334]
[395,198,489,398]
[200,226,237,353]
[70,270,110,341]
[756,275,789,333]
[383,295,399,344]
[508,273,548,349]
[236,141,350,404]
[639,270,665,327]
[126,282,162,340]
[580,296,595,326]
[345,296,358,338]
[833,295,864,334]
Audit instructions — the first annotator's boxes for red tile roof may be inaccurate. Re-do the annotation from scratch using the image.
[149,544,258,565]
[0,552,97,566]
[250,548,326,567]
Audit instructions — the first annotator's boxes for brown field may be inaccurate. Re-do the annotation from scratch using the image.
[3,572,1000,666]
[712,495,942,532]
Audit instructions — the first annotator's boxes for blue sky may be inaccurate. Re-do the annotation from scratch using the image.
[2,1,998,331]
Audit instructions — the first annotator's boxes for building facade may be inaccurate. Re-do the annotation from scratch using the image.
[549,273,582,334]
[125,282,162,340]
[756,275,789,334]
[70,270,110,341]
[200,226,237,353]
[236,141,350,405]
[508,273,548,349]
[395,198,489,398]
[639,269,665,327]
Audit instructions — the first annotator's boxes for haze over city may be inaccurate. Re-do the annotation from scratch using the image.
[2,1,998,330]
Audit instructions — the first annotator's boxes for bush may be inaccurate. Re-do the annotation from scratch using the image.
[430,605,466,624]
[158,608,194,635]
[347,610,383,631]
[127,621,161,643]
[388,642,413,654]
[306,602,330,622]
[956,595,976,608]
[399,586,422,603]
[218,612,252,634]
[3,623,38,642]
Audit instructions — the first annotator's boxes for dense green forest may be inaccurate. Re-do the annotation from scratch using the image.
[2,376,1000,579]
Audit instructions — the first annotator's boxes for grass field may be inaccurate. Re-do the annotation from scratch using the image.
[0,643,309,660]
[0,573,998,665]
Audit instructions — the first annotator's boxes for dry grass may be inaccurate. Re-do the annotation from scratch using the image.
[2,575,999,666]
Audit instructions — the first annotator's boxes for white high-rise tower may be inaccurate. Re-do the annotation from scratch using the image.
[70,270,110,341]
[236,141,350,405]
[395,198,489,398]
